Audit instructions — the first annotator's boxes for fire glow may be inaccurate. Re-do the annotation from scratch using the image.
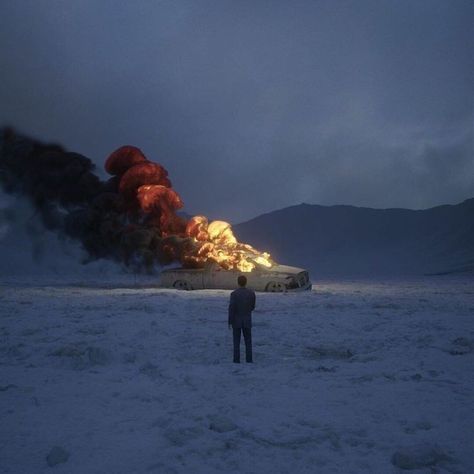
[106,146,273,272]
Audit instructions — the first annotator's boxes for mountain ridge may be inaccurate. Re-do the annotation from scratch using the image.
[237,198,474,225]
[234,198,474,277]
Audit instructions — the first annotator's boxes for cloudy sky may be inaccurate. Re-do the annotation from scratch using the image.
[0,0,472,222]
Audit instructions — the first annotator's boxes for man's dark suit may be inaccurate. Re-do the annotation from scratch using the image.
[228,286,256,363]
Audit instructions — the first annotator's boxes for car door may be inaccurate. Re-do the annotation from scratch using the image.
[202,263,217,288]
[187,269,204,289]
[206,264,239,289]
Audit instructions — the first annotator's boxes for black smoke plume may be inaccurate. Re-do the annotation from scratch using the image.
[0,128,184,271]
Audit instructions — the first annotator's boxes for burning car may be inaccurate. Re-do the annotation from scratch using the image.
[159,261,311,292]
[0,135,310,284]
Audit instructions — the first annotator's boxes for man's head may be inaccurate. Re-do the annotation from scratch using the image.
[237,275,247,287]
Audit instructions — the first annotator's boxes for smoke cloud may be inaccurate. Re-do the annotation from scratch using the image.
[0,129,272,272]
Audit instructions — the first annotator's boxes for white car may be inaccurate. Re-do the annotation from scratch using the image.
[159,262,312,292]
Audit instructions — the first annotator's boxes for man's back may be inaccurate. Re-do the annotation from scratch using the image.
[228,287,256,329]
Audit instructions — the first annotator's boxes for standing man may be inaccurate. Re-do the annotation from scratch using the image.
[228,275,256,363]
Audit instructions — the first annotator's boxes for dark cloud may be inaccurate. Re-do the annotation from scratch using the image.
[0,0,472,222]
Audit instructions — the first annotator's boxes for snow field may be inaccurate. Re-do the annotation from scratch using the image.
[0,278,473,473]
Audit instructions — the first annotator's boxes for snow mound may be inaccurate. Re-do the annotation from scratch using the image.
[391,444,450,470]
[46,446,70,467]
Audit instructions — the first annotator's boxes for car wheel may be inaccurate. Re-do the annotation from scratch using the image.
[265,281,285,292]
[173,280,192,291]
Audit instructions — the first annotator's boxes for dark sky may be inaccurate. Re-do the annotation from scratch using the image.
[1,0,472,222]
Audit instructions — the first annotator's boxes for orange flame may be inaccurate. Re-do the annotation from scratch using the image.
[182,216,273,272]
[106,146,274,272]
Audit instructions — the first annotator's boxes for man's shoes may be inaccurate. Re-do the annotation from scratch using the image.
[233,360,240,364]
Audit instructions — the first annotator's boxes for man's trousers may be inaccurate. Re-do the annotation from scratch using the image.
[233,327,252,363]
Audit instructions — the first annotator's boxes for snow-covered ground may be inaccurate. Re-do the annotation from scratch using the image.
[0,277,473,473]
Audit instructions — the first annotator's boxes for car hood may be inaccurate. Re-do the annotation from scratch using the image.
[262,264,306,275]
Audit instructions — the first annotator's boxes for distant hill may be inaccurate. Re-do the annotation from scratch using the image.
[234,199,474,278]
